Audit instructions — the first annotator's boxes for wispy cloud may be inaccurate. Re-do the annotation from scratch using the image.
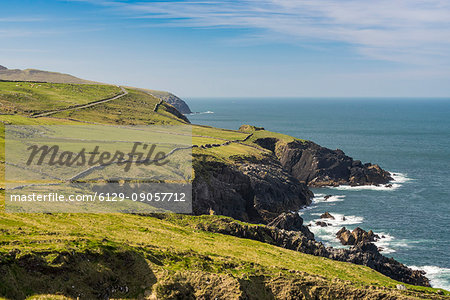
[0,17,47,23]
[84,0,450,65]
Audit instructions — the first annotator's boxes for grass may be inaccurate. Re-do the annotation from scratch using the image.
[0,82,121,114]
[51,88,186,125]
[0,194,448,298]
[192,125,249,141]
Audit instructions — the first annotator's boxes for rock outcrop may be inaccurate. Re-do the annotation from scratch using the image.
[336,227,380,246]
[0,65,7,70]
[143,90,192,114]
[328,242,429,287]
[270,139,393,187]
[161,93,192,114]
[160,101,191,123]
[315,221,330,227]
[268,212,314,239]
[193,160,313,223]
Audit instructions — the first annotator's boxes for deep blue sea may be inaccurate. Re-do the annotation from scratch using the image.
[187,98,450,290]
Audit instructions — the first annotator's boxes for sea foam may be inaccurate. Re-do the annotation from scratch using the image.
[333,172,411,191]
[188,111,214,115]
[307,211,365,246]
[313,194,345,203]
[410,265,450,291]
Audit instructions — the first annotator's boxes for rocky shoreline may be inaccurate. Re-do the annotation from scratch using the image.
[191,126,429,286]
[189,213,430,287]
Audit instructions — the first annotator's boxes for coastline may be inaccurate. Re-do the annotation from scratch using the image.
[187,98,450,292]
[300,173,448,290]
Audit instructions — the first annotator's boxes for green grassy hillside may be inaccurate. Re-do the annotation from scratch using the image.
[0,82,121,114]
[0,198,447,299]
[0,81,448,299]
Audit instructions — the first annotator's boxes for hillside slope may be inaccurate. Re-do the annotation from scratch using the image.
[0,199,448,299]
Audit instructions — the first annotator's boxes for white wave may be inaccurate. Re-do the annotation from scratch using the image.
[310,212,364,226]
[391,172,411,183]
[313,194,345,203]
[332,172,411,191]
[306,213,365,246]
[307,213,402,255]
[373,233,396,254]
[188,111,214,115]
[298,205,318,215]
[410,265,450,291]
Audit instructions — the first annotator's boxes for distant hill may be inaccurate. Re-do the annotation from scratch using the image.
[0,65,193,114]
[0,65,98,84]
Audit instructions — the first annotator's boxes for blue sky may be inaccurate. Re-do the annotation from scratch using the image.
[1,0,450,97]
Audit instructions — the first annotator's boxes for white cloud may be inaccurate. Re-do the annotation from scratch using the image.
[92,0,450,66]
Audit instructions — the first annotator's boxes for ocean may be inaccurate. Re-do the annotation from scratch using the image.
[186,98,450,290]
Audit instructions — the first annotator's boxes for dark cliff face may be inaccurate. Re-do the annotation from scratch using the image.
[192,159,313,223]
[157,92,192,114]
[162,102,191,123]
[164,94,192,114]
[272,140,392,187]
[138,89,192,114]
[193,134,393,221]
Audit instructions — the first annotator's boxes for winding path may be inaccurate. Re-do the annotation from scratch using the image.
[31,86,128,118]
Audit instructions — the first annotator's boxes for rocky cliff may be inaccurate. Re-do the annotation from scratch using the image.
[141,89,192,114]
[254,137,393,187]
[160,92,192,114]
[193,159,313,223]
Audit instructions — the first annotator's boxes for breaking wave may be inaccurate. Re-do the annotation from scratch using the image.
[188,111,214,115]
[409,265,450,291]
[333,172,411,191]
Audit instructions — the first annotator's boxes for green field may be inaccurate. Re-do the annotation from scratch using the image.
[0,82,122,114]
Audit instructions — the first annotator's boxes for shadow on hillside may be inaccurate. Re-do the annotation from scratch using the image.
[0,244,157,299]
